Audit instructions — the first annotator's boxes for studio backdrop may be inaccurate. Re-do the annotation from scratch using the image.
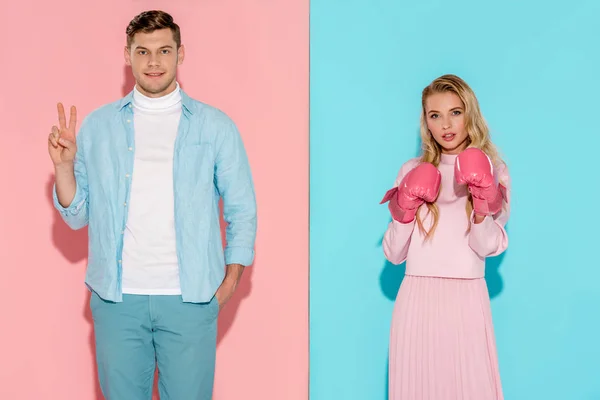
[0,1,308,399]
[1,1,598,399]
[309,1,600,399]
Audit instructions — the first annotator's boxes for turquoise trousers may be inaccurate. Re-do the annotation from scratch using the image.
[90,291,219,400]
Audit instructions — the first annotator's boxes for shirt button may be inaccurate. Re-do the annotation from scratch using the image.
[126,119,131,123]
[125,174,130,178]
[118,260,122,263]
[129,104,132,108]
[128,147,133,151]
[123,202,127,206]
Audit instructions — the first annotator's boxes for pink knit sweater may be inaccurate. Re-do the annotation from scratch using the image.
[383,153,510,279]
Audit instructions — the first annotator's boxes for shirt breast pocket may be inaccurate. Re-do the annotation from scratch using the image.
[177,143,215,189]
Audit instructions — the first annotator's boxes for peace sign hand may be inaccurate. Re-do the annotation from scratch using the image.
[48,103,78,167]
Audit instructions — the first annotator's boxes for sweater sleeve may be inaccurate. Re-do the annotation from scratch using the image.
[468,162,511,258]
[382,159,420,265]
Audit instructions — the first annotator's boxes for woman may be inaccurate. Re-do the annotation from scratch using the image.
[380,74,509,399]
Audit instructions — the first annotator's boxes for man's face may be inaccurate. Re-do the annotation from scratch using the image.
[124,28,184,98]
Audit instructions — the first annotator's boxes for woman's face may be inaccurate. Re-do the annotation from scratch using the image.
[424,91,469,154]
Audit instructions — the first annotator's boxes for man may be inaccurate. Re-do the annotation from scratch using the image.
[47,10,257,400]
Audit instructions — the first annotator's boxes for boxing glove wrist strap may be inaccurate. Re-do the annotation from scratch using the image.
[380,187,417,223]
[472,184,506,216]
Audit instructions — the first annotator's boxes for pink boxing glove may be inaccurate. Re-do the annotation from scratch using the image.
[454,147,506,216]
[380,162,441,223]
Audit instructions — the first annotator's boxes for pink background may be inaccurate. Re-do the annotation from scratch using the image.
[0,1,308,399]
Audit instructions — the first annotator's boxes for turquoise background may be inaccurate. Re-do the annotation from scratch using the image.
[309,1,600,399]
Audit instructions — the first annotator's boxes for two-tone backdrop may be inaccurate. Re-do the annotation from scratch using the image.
[1,0,598,399]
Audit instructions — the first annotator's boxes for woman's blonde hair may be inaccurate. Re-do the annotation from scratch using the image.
[416,74,504,239]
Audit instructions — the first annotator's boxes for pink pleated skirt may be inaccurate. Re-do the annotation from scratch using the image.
[389,275,503,400]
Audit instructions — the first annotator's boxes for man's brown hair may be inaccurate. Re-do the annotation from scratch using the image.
[126,10,181,48]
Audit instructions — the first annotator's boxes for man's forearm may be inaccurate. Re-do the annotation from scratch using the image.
[224,263,245,285]
[55,162,77,208]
